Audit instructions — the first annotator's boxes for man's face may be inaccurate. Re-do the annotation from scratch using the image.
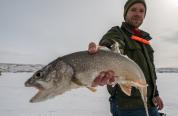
[125,3,145,28]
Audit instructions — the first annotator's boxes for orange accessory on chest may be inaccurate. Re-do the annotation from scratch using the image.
[131,35,150,45]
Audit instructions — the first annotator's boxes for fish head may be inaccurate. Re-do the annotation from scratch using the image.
[25,64,56,89]
[25,60,74,103]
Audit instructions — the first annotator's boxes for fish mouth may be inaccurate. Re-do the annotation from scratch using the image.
[25,81,45,90]
[25,82,46,103]
[30,89,44,103]
[34,83,45,90]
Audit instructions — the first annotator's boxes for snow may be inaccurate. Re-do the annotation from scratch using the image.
[0,72,110,116]
[0,63,43,73]
[157,73,178,116]
[0,72,177,116]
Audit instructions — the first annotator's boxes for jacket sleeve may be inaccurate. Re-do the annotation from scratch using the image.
[153,62,159,97]
[153,62,159,96]
[149,46,159,97]
[99,26,125,53]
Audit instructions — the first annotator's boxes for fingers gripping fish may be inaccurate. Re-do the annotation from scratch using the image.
[25,42,149,116]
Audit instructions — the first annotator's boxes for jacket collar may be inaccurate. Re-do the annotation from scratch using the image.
[121,22,152,40]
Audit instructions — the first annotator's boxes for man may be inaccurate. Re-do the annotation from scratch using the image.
[89,0,164,116]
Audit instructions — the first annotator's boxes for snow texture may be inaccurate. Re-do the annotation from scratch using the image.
[0,72,177,116]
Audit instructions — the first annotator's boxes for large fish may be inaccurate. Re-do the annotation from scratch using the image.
[25,46,149,116]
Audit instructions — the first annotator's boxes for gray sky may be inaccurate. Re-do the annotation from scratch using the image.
[0,0,178,67]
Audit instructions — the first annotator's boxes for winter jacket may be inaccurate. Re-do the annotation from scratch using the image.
[99,22,159,109]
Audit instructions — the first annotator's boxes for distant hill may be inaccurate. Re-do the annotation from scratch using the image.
[156,67,178,73]
[0,63,178,73]
[0,63,43,73]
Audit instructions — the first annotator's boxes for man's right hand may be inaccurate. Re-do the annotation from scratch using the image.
[91,70,115,87]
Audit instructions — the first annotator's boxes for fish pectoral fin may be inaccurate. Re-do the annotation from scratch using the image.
[120,84,132,96]
[71,77,85,86]
[87,87,97,92]
[71,77,97,92]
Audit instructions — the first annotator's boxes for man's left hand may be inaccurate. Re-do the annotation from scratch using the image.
[152,96,164,110]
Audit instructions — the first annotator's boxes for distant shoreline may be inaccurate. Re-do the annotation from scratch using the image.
[0,63,178,73]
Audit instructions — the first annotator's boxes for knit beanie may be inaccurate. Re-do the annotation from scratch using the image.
[124,0,147,20]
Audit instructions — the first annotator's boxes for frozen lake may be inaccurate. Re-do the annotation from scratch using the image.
[0,72,177,116]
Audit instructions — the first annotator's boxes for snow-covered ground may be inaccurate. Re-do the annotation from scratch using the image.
[0,72,177,116]
[156,73,178,116]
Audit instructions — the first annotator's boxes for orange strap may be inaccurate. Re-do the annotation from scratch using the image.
[131,35,150,45]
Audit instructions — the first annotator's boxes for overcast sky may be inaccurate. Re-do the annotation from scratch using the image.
[0,0,178,67]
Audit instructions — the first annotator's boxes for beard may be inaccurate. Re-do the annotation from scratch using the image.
[125,16,143,28]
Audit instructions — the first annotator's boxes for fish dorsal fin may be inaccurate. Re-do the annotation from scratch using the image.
[120,84,132,96]
[71,77,96,92]
[110,39,121,54]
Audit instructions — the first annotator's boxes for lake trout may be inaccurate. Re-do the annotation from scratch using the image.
[25,48,149,116]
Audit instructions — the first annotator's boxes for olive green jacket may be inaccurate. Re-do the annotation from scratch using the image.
[99,22,159,109]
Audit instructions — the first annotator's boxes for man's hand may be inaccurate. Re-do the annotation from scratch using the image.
[152,96,164,110]
[91,70,115,87]
[88,42,98,54]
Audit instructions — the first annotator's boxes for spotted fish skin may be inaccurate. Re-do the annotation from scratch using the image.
[25,49,149,116]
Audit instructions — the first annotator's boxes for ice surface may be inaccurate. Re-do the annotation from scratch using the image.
[0,72,177,116]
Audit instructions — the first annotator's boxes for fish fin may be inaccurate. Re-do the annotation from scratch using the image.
[130,80,147,88]
[120,84,132,96]
[72,78,96,92]
[71,78,97,92]
[87,87,97,92]
[71,77,85,86]
[110,39,121,54]
[138,87,149,116]
[98,46,110,51]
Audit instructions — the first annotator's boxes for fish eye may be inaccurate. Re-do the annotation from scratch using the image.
[36,71,43,77]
